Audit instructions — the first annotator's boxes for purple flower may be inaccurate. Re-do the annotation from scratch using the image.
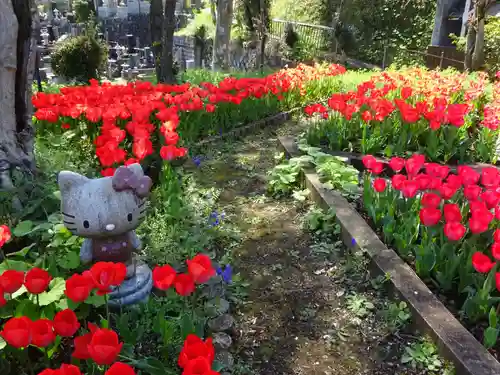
[193,156,203,167]
[216,264,232,284]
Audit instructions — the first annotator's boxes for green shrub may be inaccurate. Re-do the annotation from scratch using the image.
[51,32,107,82]
[73,0,94,22]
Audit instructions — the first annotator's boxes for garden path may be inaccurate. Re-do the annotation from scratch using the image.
[188,122,438,375]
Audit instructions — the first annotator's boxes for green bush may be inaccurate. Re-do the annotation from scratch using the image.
[51,32,107,82]
[484,17,500,75]
[73,0,94,22]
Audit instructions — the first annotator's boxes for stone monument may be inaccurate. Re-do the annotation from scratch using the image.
[58,164,154,306]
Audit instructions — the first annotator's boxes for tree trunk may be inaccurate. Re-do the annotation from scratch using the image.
[464,15,475,70]
[472,16,485,70]
[150,0,163,81]
[212,0,233,71]
[159,0,176,83]
[0,0,36,171]
[210,0,216,25]
[0,0,37,212]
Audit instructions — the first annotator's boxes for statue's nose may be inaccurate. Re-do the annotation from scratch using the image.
[105,224,115,231]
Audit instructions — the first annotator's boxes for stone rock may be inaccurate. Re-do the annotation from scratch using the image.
[202,277,226,299]
[208,314,235,332]
[213,332,232,350]
[215,351,234,370]
[205,297,230,317]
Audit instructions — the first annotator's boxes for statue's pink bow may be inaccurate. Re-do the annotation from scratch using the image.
[112,166,152,198]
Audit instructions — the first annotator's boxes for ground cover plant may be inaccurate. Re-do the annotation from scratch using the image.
[303,67,499,164]
[362,153,500,357]
[32,63,346,177]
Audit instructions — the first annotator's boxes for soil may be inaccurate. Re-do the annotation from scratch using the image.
[187,122,446,375]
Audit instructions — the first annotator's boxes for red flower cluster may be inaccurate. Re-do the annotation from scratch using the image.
[305,74,476,130]
[365,154,500,290]
[178,334,219,375]
[0,308,79,348]
[153,254,216,296]
[0,225,11,247]
[0,267,52,307]
[33,64,346,176]
[38,361,135,375]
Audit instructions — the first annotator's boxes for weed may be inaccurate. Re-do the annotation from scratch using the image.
[346,293,375,318]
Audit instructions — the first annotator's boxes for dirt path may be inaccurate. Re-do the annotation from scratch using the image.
[187,123,450,375]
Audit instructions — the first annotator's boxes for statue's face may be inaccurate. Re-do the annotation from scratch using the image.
[58,165,149,238]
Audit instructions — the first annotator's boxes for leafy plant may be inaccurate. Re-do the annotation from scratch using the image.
[384,301,411,332]
[51,23,107,82]
[346,293,375,317]
[483,306,499,349]
[304,207,337,234]
[401,337,442,373]
[267,154,313,196]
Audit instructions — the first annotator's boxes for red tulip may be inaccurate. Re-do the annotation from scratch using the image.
[495,229,500,243]
[391,174,407,190]
[361,110,373,122]
[469,217,490,234]
[362,155,376,170]
[373,178,386,193]
[419,207,441,226]
[457,165,480,186]
[88,328,123,365]
[481,190,500,209]
[445,174,462,189]
[182,357,213,375]
[0,288,6,307]
[54,309,80,337]
[37,370,60,375]
[65,273,94,303]
[187,254,215,284]
[439,183,457,200]
[370,162,384,175]
[105,362,136,375]
[174,273,196,296]
[444,222,466,241]
[59,364,82,375]
[443,203,462,223]
[388,157,405,172]
[0,270,25,294]
[73,332,94,359]
[405,154,425,177]
[492,243,500,260]
[89,262,127,295]
[472,252,495,273]
[178,334,215,368]
[32,319,56,348]
[152,264,177,290]
[25,268,52,294]
[421,193,441,208]
[0,225,11,247]
[463,184,482,201]
[402,180,419,198]
[481,167,500,188]
[1,316,32,348]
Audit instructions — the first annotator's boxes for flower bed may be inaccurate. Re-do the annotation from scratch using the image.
[32,64,346,176]
[277,136,500,375]
[303,67,499,164]
[0,225,234,375]
[361,153,500,358]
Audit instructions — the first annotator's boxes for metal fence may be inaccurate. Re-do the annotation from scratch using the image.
[269,19,336,52]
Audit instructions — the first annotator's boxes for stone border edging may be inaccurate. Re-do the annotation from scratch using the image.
[278,135,500,375]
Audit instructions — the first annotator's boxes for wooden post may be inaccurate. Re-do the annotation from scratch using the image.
[439,50,444,69]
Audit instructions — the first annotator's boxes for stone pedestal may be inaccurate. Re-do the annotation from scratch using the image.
[108,262,153,306]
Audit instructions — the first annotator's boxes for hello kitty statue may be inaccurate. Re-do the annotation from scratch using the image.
[58,164,154,306]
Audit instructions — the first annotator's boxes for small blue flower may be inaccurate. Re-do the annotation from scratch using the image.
[351,238,357,247]
[216,264,232,284]
[193,156,203,167]
[209,211,224,226]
